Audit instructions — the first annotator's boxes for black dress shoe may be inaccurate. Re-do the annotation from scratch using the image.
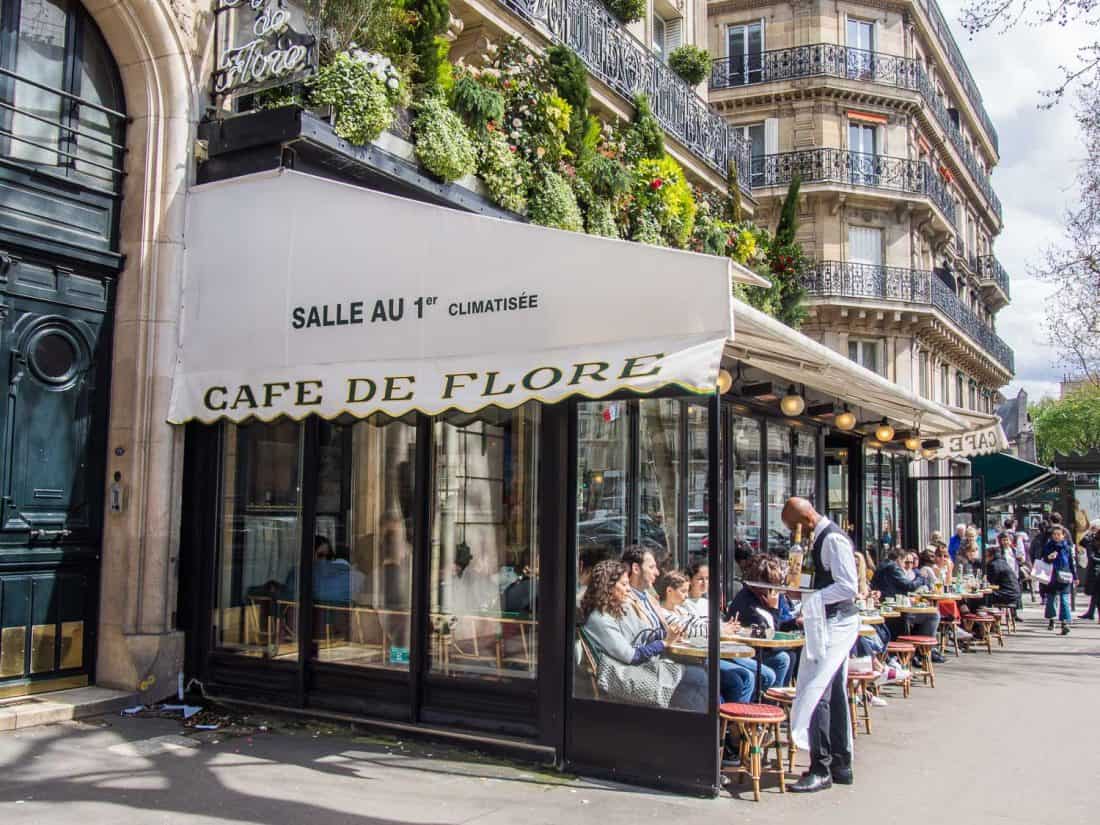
[831,767,854,785]
[788,772,833,793]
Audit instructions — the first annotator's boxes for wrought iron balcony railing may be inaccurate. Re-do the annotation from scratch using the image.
[710,44,1002,221]
[755,149,956,224]
[917,0,998,155]
[803,260,1015,373]
[497,0,751,193]
[0,64,127,197]
[710,43,922,91]
[975,254,1010,299]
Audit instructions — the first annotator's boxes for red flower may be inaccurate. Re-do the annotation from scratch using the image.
[486,121,497,132]
[508,145,517,152]
[650,178,664,190]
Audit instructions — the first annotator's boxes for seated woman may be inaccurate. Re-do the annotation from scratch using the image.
[725,554,795,687]
[653,569,755,703]
[581,560,707,710]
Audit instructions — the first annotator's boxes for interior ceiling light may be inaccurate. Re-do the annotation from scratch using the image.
[779,385,805,417]
[875,418,896,443]
[834,406,857,431]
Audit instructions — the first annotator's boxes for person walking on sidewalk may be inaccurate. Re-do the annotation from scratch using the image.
[1078,519,1100,621]
[1044,525,1077,634]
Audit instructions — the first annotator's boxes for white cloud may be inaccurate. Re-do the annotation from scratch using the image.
[938,0,1089,388]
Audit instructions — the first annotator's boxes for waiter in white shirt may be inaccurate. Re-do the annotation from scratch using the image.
[781,497,860,793]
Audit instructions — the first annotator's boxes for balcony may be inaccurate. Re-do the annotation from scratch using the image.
[916,0,999,155]
[975,253,1010,304]
[494,0,751,193]
[708,44,1002,222]
[754,149,956,226]
[802,260,1015,374]
[710,43,922,91]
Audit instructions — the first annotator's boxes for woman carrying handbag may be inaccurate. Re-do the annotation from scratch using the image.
[1044,525,1077,635]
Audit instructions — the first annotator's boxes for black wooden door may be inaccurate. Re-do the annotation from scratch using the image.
[0,252,112,695]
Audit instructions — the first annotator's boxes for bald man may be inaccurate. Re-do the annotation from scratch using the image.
[781,497,860,793]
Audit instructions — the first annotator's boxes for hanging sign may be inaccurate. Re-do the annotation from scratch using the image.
[212,0,316,98]
[935,421,1008,459]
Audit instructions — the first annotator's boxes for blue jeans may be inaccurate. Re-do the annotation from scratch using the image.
[719,659,753,703]
[1045,589,1071,622]
[671,664,709,711]
[762,651,791,688]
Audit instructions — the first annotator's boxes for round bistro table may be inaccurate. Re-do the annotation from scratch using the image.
[726,634,806,702]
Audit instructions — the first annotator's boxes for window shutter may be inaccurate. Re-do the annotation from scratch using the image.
[764,117,779,154]
[664,18,683,54]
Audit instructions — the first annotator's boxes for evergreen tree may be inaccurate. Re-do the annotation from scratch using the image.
[766,174,807,328]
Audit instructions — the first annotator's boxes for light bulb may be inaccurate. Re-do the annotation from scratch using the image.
[874,418,895,442]
[780,386,805,416]
[904,435,921,451]
[835,407,856,431]
[922,448,937,460]
[716,368,733,395]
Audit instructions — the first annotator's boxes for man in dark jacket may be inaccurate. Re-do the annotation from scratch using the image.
[871,549,941,650]
[985,541,1021,607]
[1077,520,1100,621]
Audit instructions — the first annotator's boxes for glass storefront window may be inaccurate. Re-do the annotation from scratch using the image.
[864,448,882,561]
[639,399,680,568]
[766,423,792,553]
[215,420,303,659]
[577,401,631,577]
[825,448,850,530]
[685,404,710,567]
[730,417,761,556]
[430,404,539,681]
[573,400,707,713]
[880,453,897,556]
[794,429,817,503]
[309,417,417,670]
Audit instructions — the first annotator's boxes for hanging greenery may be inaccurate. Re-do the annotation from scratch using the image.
[413,95,477,181]
[624,93,664,162]
[667,45,711,86]
[303,0,415,77]
[604,0,645,24]
[307,51,400,145]
[407,0,451,94]
[546,45,590,156]
[475,127,528,213]
[631,155,696,248]
[451,72,505,133]
[528,168,584,231]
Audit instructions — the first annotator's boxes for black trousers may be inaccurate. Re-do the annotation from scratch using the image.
[809,662,851,777]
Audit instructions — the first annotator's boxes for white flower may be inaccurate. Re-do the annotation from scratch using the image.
[512,118,522,128]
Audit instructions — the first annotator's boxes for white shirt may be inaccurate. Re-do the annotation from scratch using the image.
[811,516,860,606]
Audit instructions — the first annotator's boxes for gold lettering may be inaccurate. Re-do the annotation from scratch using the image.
[442,372,477,400]
[262,382,291,407]
[346,378,377,404]
[204,386,228,411]
[295,380,323,406]
[569,361,611,386]
[383,375,415,402]
[483,371,516,396]
[521,366,563,391]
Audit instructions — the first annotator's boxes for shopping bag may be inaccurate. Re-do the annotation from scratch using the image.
[1031,558,1053,585]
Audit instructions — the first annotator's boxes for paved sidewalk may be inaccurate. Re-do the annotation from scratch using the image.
[0,604,1096,824]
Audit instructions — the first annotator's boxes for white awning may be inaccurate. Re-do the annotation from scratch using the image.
[725,302,970,435]
[168,169,755,424]
[933,410,1010,458]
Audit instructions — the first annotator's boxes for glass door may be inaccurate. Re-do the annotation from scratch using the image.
[726,21,763,86]
[845,18,875,80]
[849,122,877,186]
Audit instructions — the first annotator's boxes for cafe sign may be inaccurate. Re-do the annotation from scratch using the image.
[168,169,736,425]
[934,421,1009,460]
[212,0,316,98]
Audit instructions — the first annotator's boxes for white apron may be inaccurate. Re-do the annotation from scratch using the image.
[790,591,860,751]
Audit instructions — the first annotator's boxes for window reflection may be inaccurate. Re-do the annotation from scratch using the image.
[215,420,303,659]
[730,417,761,556]
[577,401,630,589]
[430,404,539,680]
[766,423,792,554]
[309,417,416,669]
[573,400,708,713]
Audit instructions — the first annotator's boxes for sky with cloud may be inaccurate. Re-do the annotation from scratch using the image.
[937,0,1091,403]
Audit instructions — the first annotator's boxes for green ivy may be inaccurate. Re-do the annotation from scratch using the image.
[581,152,631,200]
[308,52,397,145]
[667,46,711,86]
[414,95,476,181]
[546,45,590,155]
[632,156,696,248]
[408,0,451,93]
[528,169,583,231]
[585,198,619,238]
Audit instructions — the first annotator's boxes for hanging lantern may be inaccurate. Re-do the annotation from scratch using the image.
[835,406,857,431]
[717,368,733,395]
[874,418,895,443]
[780,385,805,417]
